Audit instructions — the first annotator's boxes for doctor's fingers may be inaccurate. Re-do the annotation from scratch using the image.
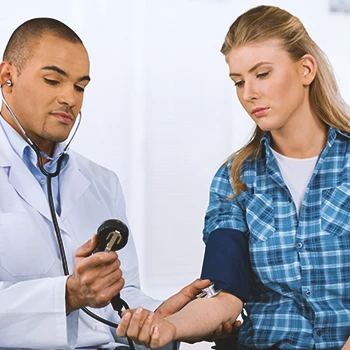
[127,309,173,349]
[117,312,172,349]
[73,252,121,278]
[74,261,123,291]
[85,276,125,308]
[135,311,165,346]
[117,308,154,344]
[93,259,123,280]
[181,278,211,298]
[75,234,98,257]
[74,251,120,274]
[89,250,121,268]
[85,266,124,291]
[98,276,125,305]
[149,320,177,349]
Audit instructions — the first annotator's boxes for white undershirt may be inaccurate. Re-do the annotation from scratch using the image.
[271,148,318,216]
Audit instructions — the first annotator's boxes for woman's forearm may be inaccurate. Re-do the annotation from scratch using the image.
[166,291,243,343]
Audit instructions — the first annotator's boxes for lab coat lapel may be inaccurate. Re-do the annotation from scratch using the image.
[0,128,52,221]
[59,154,90,221]
[9,160,52,220]
[0,125,90,224]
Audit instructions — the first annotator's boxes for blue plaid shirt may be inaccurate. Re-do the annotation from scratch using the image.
[203,127,350,349]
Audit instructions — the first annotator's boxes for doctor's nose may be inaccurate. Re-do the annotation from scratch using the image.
[57,87,78,108]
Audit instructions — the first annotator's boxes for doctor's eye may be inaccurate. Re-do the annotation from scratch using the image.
[44,78,59,85]
[74,85,85,93]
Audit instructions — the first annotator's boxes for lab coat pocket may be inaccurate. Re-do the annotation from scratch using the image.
[0,212,55,277]
[246,193,275,244]
[321,184,350,236]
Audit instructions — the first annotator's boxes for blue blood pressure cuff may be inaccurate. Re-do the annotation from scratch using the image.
[200,228,250,303]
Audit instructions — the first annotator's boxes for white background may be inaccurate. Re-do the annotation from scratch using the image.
[1,1,349,349]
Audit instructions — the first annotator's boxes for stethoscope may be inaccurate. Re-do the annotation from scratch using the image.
[0,84,136,349]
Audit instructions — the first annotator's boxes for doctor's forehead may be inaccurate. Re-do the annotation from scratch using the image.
[3,18,84,74]
[20,34,90,77]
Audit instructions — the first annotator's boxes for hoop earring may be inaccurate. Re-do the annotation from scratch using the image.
[6,79,13,87]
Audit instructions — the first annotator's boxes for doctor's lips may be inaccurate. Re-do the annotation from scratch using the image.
[252,107,270,117]
[50,111,74,124]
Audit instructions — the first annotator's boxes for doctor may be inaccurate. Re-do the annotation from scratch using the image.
[0,18,210,350]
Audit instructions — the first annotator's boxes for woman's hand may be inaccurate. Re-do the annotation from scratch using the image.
[342,337,350,350]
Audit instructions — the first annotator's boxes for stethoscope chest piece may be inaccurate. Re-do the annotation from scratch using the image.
[196,283,222,298]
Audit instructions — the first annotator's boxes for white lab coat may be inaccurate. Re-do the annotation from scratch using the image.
[0,125,162,349]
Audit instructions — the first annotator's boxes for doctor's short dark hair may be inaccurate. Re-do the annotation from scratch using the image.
[3,17,83,74]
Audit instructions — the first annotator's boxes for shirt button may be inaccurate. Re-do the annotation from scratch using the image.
[91,324,98,330]
[40,179,46,185]
[316,329,323,336]
[296,242,303,249]
[305,289,311,297]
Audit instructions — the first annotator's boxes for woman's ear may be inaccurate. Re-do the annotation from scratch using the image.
[300,54,317,86]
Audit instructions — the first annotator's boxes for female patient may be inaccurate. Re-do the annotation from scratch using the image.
[117,5,350,349]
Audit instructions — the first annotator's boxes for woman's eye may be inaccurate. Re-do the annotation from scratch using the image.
[44,78,59,85]
[234,80,244,87]
[257,72,269,79]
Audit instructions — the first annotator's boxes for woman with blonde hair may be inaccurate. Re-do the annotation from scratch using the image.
[117,5,350,349]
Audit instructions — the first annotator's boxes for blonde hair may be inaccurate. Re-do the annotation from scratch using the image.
[222,5,350,197]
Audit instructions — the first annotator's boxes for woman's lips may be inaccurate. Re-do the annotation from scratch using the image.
[252,107,270,118]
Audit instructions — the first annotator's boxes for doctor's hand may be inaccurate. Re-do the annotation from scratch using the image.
[65,234,124,314]
[117,307,176,349]
[154,278,211,318]
[154,278,233,341]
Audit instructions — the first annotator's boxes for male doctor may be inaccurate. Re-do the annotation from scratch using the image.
[0,18,210,349]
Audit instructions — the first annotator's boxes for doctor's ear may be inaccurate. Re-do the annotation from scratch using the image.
[300,54,317,86]
[0,62,15,89]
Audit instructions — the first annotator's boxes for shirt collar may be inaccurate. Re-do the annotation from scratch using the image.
[0,114,28,160]
[260,131,271,148]
[260,127,350,152]
[0,115,70,169]
[331,127,350,140]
